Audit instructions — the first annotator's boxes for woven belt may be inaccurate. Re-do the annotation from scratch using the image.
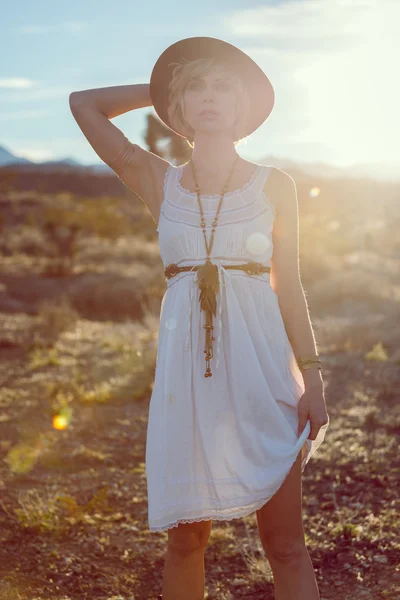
[165,261,271,279]
[164,261,271,378]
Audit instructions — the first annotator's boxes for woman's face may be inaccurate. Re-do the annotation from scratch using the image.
[182,67,239,140]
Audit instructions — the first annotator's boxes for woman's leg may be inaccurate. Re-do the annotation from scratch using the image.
[162,519,213,600]
[256,451,320,600]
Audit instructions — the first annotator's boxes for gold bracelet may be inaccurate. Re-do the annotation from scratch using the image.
[297,354,322,370]
[300,362,322,371]
[297,353,320,364]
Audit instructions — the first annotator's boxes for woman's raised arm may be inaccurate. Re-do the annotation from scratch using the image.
[69,84,169,221]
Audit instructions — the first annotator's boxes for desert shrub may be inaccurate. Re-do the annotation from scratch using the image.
[23,295,79,351]
[39,196,135,240]
[1,225,49,256]
[67,272,163,321]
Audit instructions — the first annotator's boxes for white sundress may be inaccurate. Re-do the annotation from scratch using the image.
[145,162,329,533]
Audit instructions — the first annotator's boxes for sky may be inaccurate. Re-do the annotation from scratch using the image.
[1,0,399,169]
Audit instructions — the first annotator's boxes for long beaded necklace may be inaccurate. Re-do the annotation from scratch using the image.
[189,153,240,377]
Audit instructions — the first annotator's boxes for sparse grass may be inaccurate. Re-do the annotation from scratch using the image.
[28,346,61,369]
[13,485,111,536]
[365,342,389,361]
[236,519,273,587]
[0,581,24,600]
[5,440,42,474]
[23,295,79,352]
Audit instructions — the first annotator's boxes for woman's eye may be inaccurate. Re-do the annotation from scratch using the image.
[188,81,231,91]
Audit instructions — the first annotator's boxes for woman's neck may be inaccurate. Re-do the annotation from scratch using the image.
[189,134,239,176]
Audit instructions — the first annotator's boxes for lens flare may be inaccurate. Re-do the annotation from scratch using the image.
[309,186,320,198]
[53,414,68,430]
[166,317,178,330]
[245,232,272,257]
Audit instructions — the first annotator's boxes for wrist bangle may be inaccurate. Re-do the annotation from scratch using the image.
[296,354,322,370]
[300,362,322,371]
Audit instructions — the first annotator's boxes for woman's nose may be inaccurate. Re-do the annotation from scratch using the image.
[201,86,217,100]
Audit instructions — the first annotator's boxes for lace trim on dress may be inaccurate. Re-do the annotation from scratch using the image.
[157,164,275,229]
[176,163,262,199]
[148,447,305,533]
[156,165,174,232]
[160,200,274,229]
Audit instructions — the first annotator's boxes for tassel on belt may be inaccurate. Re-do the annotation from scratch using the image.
[164,260,271,378]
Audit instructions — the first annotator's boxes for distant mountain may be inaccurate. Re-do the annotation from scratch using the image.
[346,160,400,183]
[1,144,399,182]
[258,155,400,183]
[0,145,33,166]
[0,146,106,172]
[45,157,82,167]
[84,163,113,173]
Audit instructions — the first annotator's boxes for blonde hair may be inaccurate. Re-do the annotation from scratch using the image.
[166,57,251,148]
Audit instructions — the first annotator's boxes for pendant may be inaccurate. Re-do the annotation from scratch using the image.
[196,260,219,377]
[196,260,219,316]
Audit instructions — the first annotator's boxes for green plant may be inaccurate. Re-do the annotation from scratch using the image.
[365,342,389,361]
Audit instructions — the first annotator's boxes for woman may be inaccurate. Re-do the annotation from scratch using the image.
[70,36,329,600]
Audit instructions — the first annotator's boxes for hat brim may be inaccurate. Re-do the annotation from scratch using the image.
[150,36,275,139]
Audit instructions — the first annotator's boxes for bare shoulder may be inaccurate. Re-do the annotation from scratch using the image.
[264,165,296,193]
[263,165,297,214]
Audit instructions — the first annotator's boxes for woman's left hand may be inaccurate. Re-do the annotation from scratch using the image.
[297,383,329,440]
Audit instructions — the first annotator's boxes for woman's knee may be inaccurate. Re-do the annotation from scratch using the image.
[167,520,212,556]
[263,532,306,565]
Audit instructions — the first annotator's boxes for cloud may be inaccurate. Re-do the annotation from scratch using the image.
[0,109,51,120]
[0,77,146,103]
[225,0,398,57]
[13,148,55,162]
[0,78,36,89]
[0,85,72,102]
[17,22,88,35]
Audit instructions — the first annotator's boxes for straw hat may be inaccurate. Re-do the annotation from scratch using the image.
[149,36,275,139]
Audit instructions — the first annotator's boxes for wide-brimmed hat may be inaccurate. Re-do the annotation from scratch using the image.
[149,36,275,139]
